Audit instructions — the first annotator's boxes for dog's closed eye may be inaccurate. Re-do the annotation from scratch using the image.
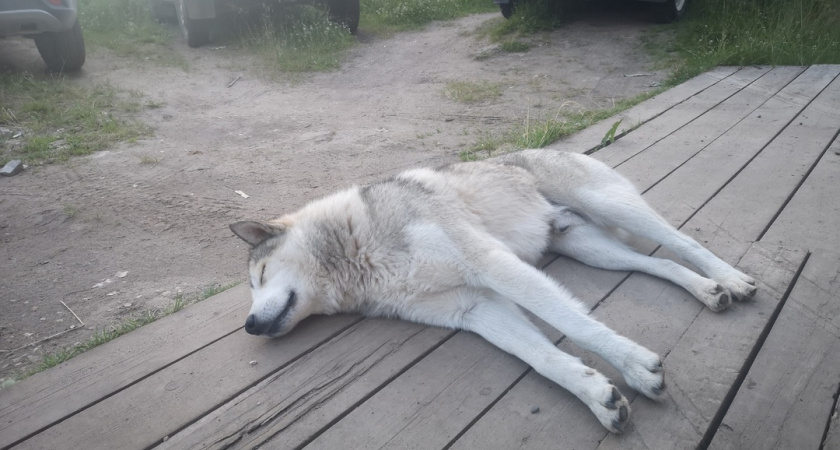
[260,265,267,286]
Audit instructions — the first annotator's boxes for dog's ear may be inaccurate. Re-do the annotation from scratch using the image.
[229,221,286,247]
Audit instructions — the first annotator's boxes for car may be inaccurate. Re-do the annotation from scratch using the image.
[148,0,360,48]
[0,0,85,71]
[495,0,689,23]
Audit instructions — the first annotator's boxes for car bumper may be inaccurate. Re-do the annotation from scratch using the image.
[0,0,78,37]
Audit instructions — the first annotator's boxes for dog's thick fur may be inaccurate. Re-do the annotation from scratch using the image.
[230,150,756,432]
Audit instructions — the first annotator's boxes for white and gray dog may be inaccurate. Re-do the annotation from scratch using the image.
[230,149,756,432]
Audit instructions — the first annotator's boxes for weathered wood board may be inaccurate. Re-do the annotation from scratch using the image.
[592,65,777,168]
[709,249,840,450]
[554,66,739,153]
[0,284,251,449]
[14,314,363,450]
[761,136,840,252]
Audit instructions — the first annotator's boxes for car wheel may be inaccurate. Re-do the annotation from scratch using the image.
[500,3,514,18]
[327,0,360,34]
[177,0,211,47]
[653,0,688,23]
[34,18,86,72]
[148,0,177,23]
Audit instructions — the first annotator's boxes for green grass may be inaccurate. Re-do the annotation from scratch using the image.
[78,0,185,67]
[234,6,357,74]
[10,282,239,383]
[444,80,503,103]
[361,0,495,34]
[232,0,496,73]
[459,89,660,160]
[668,0,840,84]
[0,73,153,166]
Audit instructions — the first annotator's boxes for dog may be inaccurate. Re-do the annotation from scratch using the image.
[229,149,757,433]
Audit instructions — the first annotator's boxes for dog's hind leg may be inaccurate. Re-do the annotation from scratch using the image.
[447,292,633,433]
[463,245,665,403]
[549,210,732,311]
[573,187,756,302]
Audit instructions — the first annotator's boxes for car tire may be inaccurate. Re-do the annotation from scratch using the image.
[148,0,177,23]
[500,3,514,18]
[327,0,360,34]
[177,0,211,47]
[653,0,688,23]
[34,18,86,72]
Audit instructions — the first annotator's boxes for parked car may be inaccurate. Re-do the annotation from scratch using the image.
[0,0,85,71]
[494,0,688,23]
[148,0,360,48]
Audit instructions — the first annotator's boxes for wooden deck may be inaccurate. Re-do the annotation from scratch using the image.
[3,65,840,450]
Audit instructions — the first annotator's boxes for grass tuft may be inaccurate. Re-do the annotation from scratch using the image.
[0,73,152,166]
[669,0,840,84]
[444,80,503,103]
[361,0,495,34]
[459,90,660,161]
[79,0,185,67]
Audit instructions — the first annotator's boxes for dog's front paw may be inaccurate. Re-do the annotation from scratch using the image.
[621,346,665,401]
[694,281,731,312]
[717,270,757,302]
[589,383,631,433]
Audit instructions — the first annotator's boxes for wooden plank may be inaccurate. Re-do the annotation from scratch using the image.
[451,244,803,450]
[709,249,840,450]
[299,257,626,450]
[591,65,774,167]
[761,135,840,251]
[14,314,362,450]
[588,74,840,450]
[640,65,840,220]
[595,245,805,450]
[157,320,453,450]
[613,66,810,188]
[452,68,840,448]
[825,401,840,450]
[552,66,739,153]
[0,283,250,449]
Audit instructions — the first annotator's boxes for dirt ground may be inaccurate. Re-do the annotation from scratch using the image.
[0,8,668,381]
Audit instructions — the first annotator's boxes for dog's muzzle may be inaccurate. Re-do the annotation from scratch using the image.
[244,291,297,336]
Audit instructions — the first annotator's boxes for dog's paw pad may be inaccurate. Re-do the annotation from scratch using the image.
[592,384,631,433]
[605,387,621,410]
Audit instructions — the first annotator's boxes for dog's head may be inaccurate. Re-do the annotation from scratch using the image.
[230,220,324,337]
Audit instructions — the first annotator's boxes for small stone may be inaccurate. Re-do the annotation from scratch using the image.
[530,406,540,414]
[115,271,128,278]
[123,303,132,308]
[0,160,23,176]
[162,436,169,442]
[249,360,258,366]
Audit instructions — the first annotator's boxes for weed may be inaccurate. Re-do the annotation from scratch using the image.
[63,204,79,218]
[138,154,161,164]
[501,39,531,53]
[0,73,152,166]
[361,0,494,34]
[236,5,356,74]
[600,119,623,147]
[79,0,186,67]
[668,0,840,84]
[459,89,661,161]
[444,80,503,104]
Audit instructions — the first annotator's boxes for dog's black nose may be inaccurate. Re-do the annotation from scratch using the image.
[244,314,259,335]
